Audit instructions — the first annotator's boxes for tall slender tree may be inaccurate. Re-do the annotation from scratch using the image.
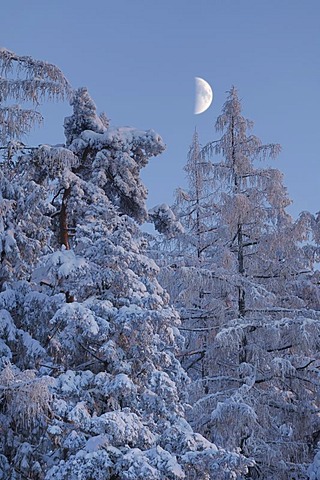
[207,86,314,316]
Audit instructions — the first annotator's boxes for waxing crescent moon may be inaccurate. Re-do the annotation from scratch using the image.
[194,77,213,114]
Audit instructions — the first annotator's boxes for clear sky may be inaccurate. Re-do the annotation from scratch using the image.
[1,0,319,219]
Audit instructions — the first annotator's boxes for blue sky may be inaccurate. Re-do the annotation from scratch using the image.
[1,0,319,219]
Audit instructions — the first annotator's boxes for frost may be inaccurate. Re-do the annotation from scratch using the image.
[35,247,88,282]
[85,435,109,453]
[0,309,16,341]
[0,47,70,144]
[0,364,54,434]
[271,357,296,378]
[45,449,112,480]
[149,204,184,238]
[211,399,257,425]
[308,450,320,479]
[150,86,320,479]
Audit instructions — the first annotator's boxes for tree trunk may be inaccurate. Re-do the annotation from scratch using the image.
[60,187,71,250]
[238,287,246,317]
[237,223,246,317]
[59,186,74,303]
[231,116,246,317]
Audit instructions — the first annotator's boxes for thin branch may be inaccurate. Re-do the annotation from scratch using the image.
[51,187,64,205]
[77,341,105,365]
[185,351,205,371]
[266,344,293,353]
[296,359,316,371]
[38,363,62,371]
[179,326,217,332]
[177,349,206,358]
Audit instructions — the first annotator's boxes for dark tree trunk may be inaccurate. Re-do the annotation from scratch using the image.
[237,223,246,317]
[60,187,71,250]
[59,186,74,302]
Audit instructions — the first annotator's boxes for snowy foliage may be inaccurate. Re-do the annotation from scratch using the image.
[0,47,71,146]
[64,87,106,145]
[309,450,320,480]
[64,87,166,223]
[149,203,184,238]
[189,314,320,478]
[0,58,250,480]
[150,87,320,478]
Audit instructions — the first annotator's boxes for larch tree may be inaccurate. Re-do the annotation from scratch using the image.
[0,47,71,149]
[152,87,320,479]
[150,128,226,382]
[0,52,252,480]
[202,86,317,316]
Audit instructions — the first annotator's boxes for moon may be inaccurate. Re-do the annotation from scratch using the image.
[194,77,213,114]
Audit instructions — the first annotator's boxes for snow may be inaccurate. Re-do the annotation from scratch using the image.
[308,451,320,479]
[18,329,46,359]
[149,203,184,238]
[91,410,155,449]
[56,370,94,395]
[0,309,16,341]
[36,247,88,281]
[4,68,311,479]
[47,425,62,436]
[67,401,91,428]
[85,435,109,453]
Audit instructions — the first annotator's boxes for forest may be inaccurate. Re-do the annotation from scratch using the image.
[0,48,319,480]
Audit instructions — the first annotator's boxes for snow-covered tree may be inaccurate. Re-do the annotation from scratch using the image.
[0,81,251,479]
[197,86,316,317]
[0,47,71,150]
[152,87,320,478]
[150,128,227,381]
